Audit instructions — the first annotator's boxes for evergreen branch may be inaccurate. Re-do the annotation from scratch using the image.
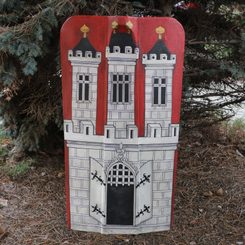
[187,39,241,45]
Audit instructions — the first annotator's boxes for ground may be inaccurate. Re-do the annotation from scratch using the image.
[0,126,244,245]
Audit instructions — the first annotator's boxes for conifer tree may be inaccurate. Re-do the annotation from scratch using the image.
[0,0,244,153]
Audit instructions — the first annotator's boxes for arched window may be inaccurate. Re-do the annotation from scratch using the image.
[107,162,135,225]
[107,162,134,186]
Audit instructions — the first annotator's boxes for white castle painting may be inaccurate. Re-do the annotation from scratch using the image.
[63,21,179,234]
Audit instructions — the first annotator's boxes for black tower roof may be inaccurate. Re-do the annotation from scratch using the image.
[72,37,97,57]
[148,39,171,59]
[109,31,136,53]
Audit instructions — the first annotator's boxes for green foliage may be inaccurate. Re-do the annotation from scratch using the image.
[0,61,17,86]
[226,118,245,135]
[204,43,232,59]
[220,117,245,145]
[0,145,8,157]
[180,1,245,125]
[231,118,245,130]
[219,4,244,24]
[0,7,58,77]
[3,160,32,178]
[0,0,22,12]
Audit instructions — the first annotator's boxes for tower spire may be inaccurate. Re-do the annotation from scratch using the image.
[155,26,165,40]
[80,24,90,38]
[112,21,119,33]
[126,21,133,33]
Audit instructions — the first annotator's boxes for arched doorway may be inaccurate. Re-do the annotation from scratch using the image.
[106,162,135,225]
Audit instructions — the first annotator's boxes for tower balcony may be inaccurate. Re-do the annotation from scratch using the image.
[106,46,139,61]
[68,50,101,64]
[142,53,176,66]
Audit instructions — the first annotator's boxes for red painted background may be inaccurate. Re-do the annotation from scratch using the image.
[60,16,185,136]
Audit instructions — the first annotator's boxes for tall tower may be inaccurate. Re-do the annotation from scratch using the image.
[67,24,101,135]
[142,26,177,138]
[105,21,139,139]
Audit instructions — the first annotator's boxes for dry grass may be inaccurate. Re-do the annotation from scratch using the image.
[0,126,244,245]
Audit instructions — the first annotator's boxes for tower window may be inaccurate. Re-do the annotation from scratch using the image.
[112,73,130,103]
[77,74,90,102]
[130,130,134,139]
[106,129,110,138]
[154,129,157,138]
[153,78,166,105]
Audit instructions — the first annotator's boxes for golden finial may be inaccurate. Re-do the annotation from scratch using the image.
[112,21,119,33]
[126,21,133,32]
[80,24,89,38]
[156,26,165,39]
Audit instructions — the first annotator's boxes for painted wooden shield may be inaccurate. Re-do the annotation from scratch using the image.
[60,16,185,234]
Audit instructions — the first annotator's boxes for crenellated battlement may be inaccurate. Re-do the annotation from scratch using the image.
[64,120,179,142]
[106,46,139,60]
[68,50,101,63]
[142,53,176,65]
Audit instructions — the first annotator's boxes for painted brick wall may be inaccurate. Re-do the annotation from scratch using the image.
[144,67,173,137]
[69,146,102,228]
[71,64,100,133]
[68,142,175,233]
[139,149,174,227]
[107,62,136,139]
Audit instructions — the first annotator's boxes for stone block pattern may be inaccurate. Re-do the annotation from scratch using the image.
[107,61,136,139]
[69,142,175,234]
[144,68,173,137]
[72,65,99,133]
